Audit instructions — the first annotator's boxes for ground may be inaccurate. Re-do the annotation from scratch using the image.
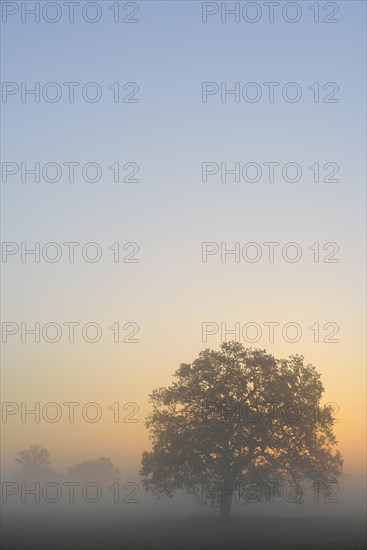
[2,516,365,549]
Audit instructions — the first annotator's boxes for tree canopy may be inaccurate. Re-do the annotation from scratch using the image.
[14,444,56,481]
[141,342,343,518]
[66,457,121,483]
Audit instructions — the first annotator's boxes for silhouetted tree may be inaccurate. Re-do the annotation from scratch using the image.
[66,457,120,483]
[141,342,343,519]
[14,444,56,481]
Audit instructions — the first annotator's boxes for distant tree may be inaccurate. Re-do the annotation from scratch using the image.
[66,457,120,483]
[141,342,343,519]
[14,444,55,481]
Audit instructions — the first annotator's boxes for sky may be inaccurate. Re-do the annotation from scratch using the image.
[1,0,366,486]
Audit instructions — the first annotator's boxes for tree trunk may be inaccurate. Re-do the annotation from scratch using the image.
[220,492,233,519]
[221,443,234,520]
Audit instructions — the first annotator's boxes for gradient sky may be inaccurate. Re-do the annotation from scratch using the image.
[1,0,366,478]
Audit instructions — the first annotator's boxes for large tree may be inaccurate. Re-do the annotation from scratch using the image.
[141,342,342,518]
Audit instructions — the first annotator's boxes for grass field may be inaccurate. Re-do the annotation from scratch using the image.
[2,516,365,550]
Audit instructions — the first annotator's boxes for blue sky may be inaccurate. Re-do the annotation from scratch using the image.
[1,1,366,474]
